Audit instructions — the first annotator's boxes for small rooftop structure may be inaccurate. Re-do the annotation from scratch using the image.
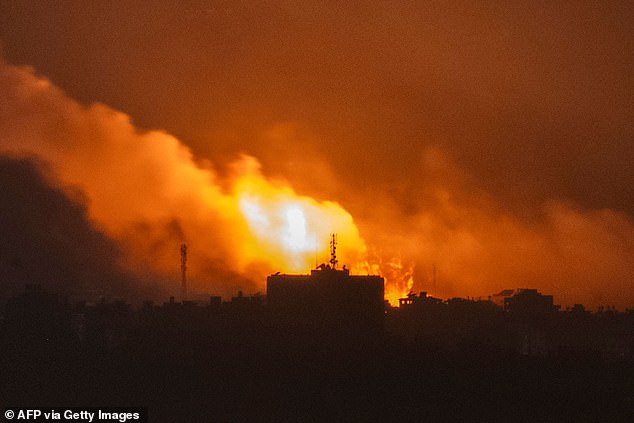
[491,288,559,313]
[398,291,443,308]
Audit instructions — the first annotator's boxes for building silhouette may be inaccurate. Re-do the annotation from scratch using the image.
[492,288,560,314]
[3,281,634,421]
[267,265,384,337]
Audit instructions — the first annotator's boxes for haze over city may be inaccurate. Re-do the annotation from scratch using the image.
[1,1,633,308]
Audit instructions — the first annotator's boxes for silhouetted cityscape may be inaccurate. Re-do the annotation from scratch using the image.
[2,2,633,421]
[2,264,634,422]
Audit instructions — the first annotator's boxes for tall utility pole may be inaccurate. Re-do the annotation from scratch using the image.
[180,243,187,302]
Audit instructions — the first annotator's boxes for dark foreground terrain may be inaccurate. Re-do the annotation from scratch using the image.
[2,292,634,422]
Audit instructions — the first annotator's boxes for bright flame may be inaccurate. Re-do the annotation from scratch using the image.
[381,257,415,306]
[233,159,366,273]
[283,206,310,251]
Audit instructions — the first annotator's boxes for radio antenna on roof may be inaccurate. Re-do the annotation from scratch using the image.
[329,233,338,269]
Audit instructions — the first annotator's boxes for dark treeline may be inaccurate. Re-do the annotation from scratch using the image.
[2,286,634,422]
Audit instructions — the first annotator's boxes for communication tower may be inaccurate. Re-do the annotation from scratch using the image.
[329,233,338,269]
[180,243,187,301]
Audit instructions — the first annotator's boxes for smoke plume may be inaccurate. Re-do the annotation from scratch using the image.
[1,59,633,308]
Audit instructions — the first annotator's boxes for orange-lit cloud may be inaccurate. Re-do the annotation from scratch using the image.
[353,148,634,308]
[1,59,633,308]
[0,60,387,299]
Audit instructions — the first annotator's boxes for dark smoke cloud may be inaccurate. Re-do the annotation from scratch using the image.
[0,156,155,301]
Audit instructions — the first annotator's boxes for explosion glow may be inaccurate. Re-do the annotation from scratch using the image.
[0,61,415,302]
[6,57,632,309]
[232,161,368,274]
[382,258,415,307]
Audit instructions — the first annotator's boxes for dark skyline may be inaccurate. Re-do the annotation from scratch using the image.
[3,280,634,421]
[0,2,633,307]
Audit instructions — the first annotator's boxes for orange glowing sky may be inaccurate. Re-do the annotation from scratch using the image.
[0,1,633,308]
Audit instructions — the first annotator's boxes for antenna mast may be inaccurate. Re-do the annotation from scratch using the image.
[180,243,187,301]
[329,233,338,269]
